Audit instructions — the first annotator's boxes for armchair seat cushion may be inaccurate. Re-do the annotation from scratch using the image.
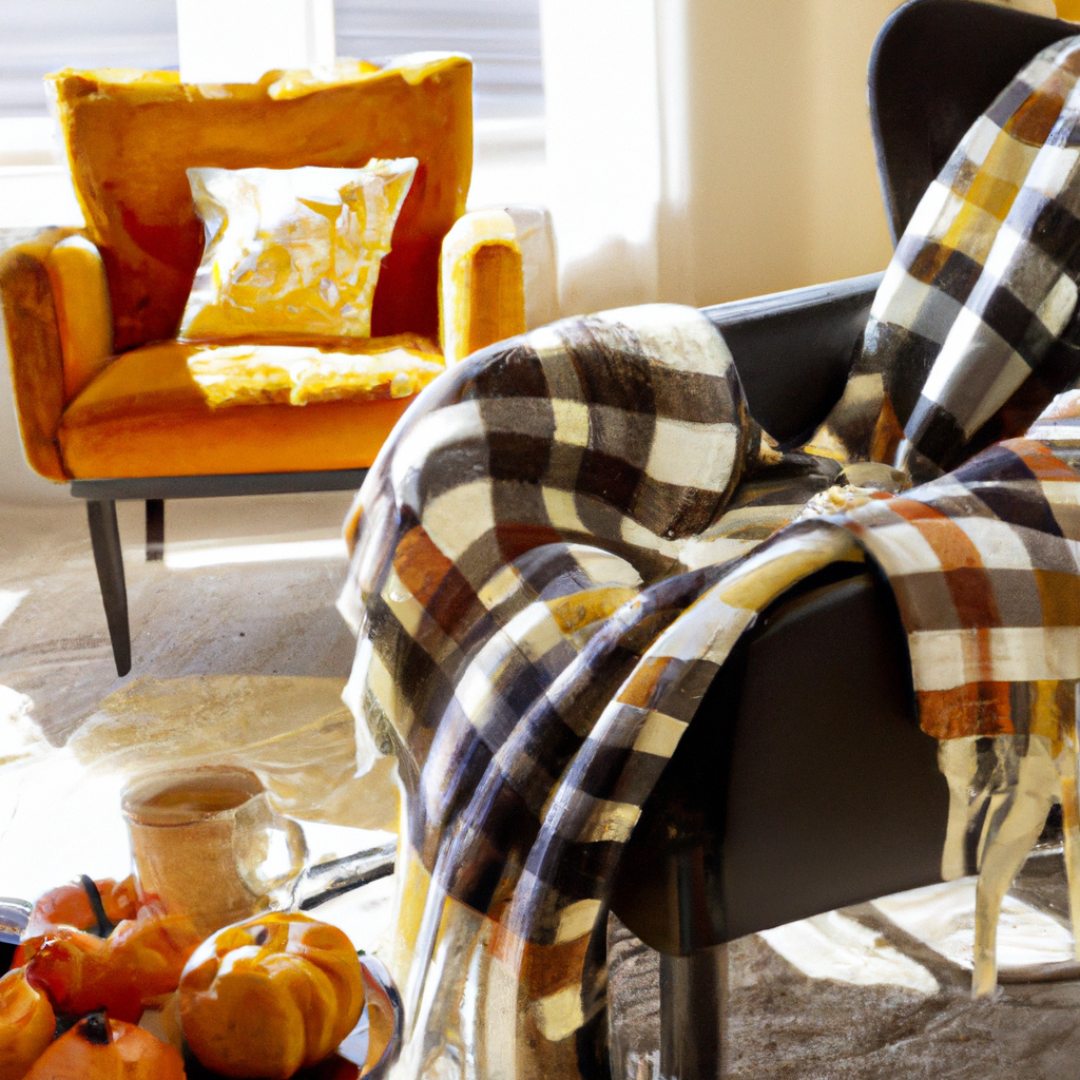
[58,336,441,478]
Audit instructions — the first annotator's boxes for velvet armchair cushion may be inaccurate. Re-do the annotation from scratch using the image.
[56,339,422,478]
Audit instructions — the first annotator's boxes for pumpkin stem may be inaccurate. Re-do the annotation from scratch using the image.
[79,875,116,938]
[78,1010,112,1046]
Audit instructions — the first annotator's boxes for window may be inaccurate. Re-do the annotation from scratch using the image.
[0,0,541,119]
[337,1,541,119]
[0,1,179,118]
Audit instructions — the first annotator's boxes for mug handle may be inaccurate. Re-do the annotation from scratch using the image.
[235,795,309,906]
[277,816,309,909]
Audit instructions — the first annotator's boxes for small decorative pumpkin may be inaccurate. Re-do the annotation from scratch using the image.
[0,968,55,1080]
[22,876,139,941]
[22,901,202,1024]
[178,912,364,1079]
[12,875,138,971]
[22,1010,185,1080]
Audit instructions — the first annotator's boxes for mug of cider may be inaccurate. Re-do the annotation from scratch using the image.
[122,764,307,937]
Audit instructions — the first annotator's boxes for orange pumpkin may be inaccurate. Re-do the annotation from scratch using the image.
[178,913,364,1079]
[22,903,202,1023]
[12,876,140,970]
[0,968,55,1080]
[22,1011,185,1080]
[21,876,139,941]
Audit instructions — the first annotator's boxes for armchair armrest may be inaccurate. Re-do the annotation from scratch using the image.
[439,209,527,363]
[45,235,114,401]
[0,228,84,481]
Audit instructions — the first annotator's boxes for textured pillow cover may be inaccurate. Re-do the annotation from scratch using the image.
[179,160,418,343]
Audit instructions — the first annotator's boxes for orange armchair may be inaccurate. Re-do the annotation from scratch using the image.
[0,57,526,675]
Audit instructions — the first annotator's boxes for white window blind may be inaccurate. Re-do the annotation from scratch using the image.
[336,1,542,118]
[0,1,178,118]
[0,0,541,119]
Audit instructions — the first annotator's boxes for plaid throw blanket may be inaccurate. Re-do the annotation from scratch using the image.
[339,37,1080,1080]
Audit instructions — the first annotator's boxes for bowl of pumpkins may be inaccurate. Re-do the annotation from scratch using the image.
[0,875,402,1080]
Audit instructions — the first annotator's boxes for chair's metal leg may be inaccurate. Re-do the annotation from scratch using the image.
[659,946,726,1079]
[86,500,131,677]
[145,499,164,562]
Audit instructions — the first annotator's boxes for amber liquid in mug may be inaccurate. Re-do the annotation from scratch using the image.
[138,780,256,817]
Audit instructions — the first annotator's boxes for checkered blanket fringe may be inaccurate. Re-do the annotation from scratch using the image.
[337,39,1080,1079]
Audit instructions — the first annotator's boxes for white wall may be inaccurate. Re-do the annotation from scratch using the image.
[540,0,668,315]
[688,0,905,305]
[542,0,906,314]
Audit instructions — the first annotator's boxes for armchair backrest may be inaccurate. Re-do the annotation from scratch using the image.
[869,0,1074,245]
[49,57,473,353]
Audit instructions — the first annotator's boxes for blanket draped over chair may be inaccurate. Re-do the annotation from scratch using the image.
[339,35,1080,1080]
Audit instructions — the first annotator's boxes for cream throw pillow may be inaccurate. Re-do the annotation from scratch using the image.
[179,160,417,343]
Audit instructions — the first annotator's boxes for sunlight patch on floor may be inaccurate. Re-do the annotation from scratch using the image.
[0,590,28,629]
[761,910,940,994]
[164,536,348,569]
[873,876,1076,971]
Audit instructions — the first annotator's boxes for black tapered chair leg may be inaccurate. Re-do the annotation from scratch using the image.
[86,500,131,676]
[145,499,164,562]
[660,947,725,1079]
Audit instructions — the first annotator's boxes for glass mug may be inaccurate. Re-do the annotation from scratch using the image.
[121,764,307,938]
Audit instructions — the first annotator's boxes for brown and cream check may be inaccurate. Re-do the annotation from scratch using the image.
[339,35,1080,1080]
